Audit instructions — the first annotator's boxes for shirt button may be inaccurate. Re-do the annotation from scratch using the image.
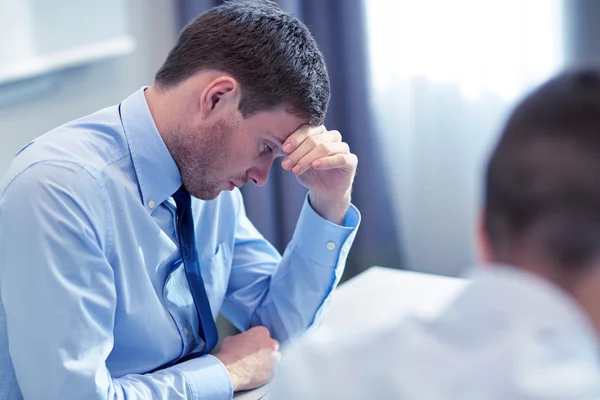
[148,200,156,209]
[326,241,336,250]
[342,243,351,253]
[184,328,190,337]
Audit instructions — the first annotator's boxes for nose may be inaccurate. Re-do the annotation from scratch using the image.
[247,159,273,187]
[247,166,269,186]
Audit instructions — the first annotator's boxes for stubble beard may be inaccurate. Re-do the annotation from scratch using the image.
[170,119,232,200]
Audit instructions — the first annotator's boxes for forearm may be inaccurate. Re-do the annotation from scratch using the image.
[230,197,360,342]
[251,252,344,342]
[308,190,351,225]
[8,353,232,400]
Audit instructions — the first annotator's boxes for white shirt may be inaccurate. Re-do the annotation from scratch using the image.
[270,266,600,400]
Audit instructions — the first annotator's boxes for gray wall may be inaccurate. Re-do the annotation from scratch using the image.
[564,0,600,64]
[0,0,177,175]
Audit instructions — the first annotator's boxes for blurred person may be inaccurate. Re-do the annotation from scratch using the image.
[271,67,600,399]
[0,1,360,399]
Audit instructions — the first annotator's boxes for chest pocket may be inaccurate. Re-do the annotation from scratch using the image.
[201,242,232,316]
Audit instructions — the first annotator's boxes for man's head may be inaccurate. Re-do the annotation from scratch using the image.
[149,0,330,200]
[479,67,600,332]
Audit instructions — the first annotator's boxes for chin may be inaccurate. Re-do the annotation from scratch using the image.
[194,190,222,201]
[186,184,222,201]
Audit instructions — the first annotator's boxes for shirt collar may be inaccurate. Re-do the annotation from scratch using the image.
[120,87,182,214]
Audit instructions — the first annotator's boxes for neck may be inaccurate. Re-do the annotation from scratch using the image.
[493,246,600,338]
[144,85,177,144]
[572,265,600,339]
[495,248,579,292]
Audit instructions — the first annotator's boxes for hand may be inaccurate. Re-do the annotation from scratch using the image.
[281,125,357,224]
[214,326,280,392]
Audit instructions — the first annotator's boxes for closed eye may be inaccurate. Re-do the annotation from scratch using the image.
[262,143,273,155]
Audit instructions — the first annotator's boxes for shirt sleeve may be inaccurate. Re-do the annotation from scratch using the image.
[0,162,233,400]
[220,190,361,342]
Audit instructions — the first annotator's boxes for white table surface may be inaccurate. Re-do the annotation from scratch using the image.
[233,266,469,399]
[316,266,469,336]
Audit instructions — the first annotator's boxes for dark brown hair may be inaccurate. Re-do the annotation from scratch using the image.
[155,0,330,125]
[485,67,600,268]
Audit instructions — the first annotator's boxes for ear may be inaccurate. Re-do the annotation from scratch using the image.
[475,208,493,264]
[199,76,240,120]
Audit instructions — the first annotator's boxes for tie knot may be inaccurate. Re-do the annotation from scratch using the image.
[173,185,191,208]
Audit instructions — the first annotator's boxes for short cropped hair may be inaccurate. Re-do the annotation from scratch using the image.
[485,67,600,269]
[155,0,330,125]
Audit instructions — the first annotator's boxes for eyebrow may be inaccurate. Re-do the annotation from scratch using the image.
[265,130,284,148]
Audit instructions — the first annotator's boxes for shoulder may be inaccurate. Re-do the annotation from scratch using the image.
[1,159,103,197]
[3,105,129,190]
[0,160,108,233]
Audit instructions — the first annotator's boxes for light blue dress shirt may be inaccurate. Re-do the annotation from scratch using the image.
[0,88,360,400]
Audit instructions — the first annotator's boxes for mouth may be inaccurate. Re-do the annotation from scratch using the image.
[232,179,247,188]
[227,176,249,190]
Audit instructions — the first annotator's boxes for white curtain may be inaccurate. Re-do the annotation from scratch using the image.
[365,0,564,276]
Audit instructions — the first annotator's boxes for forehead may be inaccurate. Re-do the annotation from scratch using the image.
[243,109,307,143]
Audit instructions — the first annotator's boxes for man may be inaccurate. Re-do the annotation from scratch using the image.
[0,1,360,399]
[271,68,600,399]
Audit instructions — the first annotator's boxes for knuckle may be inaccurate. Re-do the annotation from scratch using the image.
[250,326,269,337]
[311,126,325,136]
[316,142,330,153]
[295,158,307,169]
[255,325,269,334]
[306,136,319,147]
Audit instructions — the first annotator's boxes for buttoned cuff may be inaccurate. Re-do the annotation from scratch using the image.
[291,195,361,266]
[174,354,233,400]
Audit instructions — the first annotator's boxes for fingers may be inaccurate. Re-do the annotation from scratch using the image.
[246,325,279,352]
[312,153,358,171]
[282,128,342,169]
[283,125,330,153]
[291,142,351,175]
[215,325,282,392]
[282,127,346,174]
[248,325,270,335]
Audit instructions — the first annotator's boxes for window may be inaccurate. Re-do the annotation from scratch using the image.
[364,0,564,275]
[0,0,134,85]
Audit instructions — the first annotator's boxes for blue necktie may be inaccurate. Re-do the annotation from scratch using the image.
[172,186,218,356]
